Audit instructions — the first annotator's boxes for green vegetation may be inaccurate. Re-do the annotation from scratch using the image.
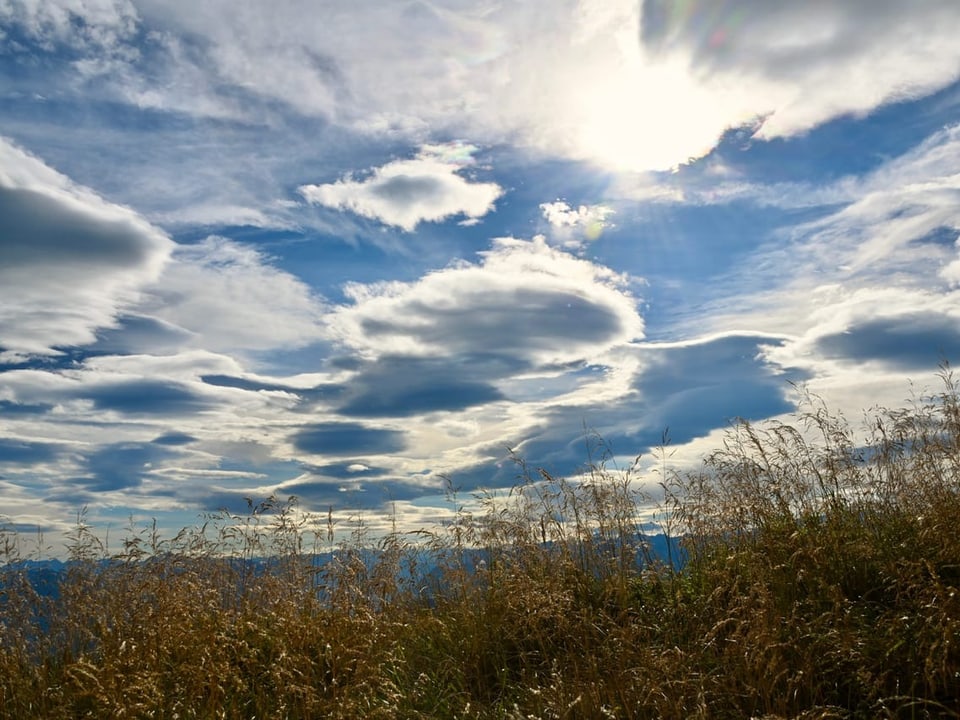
[2,372,960,718]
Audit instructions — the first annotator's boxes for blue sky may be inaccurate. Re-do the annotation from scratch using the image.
[3,0,960,551]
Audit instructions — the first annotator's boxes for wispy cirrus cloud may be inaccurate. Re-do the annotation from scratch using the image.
[670,123,960,338]
[7,0,959,174]
[138,236,329,355]
[0,0,138,53]
[641,0,960,140]
[678,123,960,417]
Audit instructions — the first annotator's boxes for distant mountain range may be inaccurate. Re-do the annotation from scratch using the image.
[0,533,686,602]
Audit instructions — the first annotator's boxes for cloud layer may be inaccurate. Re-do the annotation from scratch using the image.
[0,138,172,357]
[5,0,959,172]
[641,0,960,139]
[3,1,960,550]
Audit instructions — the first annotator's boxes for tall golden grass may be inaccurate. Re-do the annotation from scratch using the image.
[1,370,959,718]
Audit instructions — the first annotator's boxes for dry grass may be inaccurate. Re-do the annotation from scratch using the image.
[2,371,960,718]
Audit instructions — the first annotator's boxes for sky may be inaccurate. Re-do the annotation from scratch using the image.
[3,0,960,554]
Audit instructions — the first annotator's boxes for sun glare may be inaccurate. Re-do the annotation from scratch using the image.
[574,54,736,172]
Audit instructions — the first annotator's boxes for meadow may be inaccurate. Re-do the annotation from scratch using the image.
[1,371,959,718]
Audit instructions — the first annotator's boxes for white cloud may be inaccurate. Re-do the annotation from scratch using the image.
[641,0,960,141]
[941,237,960,285]
[540,200,614,246]
[299,143,502,231]
[149,204,276,230]
[329,235,644,365]
[138,236,328,354]
[0,137,173,356]
[669,125,960,427]
[80,349,243,380]
[751,287,960,428]
[0,0,138,53]
[684,124,960,344]
[0,0,960,176]
[10,0,958,173]
[799,127,960,278]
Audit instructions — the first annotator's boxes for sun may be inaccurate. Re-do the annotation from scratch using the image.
[573,53,740,173]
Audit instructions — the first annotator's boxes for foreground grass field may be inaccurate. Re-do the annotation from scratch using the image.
[2,372,960,718]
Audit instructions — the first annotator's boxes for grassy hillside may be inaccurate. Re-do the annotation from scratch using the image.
[2,372,960,718]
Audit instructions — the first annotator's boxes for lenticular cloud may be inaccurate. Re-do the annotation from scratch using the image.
[299,143,503,231]
[329,236,644,365]
[0,138,172,357]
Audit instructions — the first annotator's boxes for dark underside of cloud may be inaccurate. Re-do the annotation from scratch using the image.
[279,477,425,507]
[203,354,514,419]
[74,442,174,492]
[201,374,339,405]
[639,0,960,76]
[303,461,391,479]
[359,288,627,355]
[369,174,446,204]
[83,379,212,415]
[455,334,806,489]
[815,312,960,369]
[152,431,197,446]
[635,336,805,427]
[0,187,153,268]
[0,348,98,373]
[292,422,406,456]
[201,374,300,394]
[604,334,807,448]
[0,399,55,416]
[0,438,61,464]
[913,225,960,248]
[334,355,506,417]
[90,315,195,354]
[339,380,502,417]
